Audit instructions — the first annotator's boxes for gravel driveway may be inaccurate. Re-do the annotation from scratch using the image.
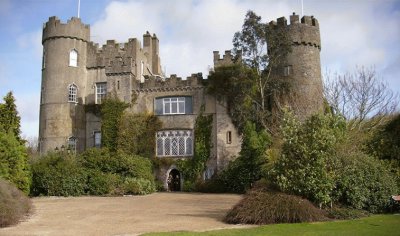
[0,193,246,236]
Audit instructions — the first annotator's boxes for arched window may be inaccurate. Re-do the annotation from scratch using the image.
[68,136,77,152]
[68,84,78,102]
[69,49,78,67]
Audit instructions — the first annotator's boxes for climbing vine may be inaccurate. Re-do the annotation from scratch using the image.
[177,107,213,190]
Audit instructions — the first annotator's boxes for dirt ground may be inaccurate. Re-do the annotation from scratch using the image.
[0,193,248,236]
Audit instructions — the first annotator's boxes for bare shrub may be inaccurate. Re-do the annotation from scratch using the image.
[225,189,327,225]
[0,179,32,227]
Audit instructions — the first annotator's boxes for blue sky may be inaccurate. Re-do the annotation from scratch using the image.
[0,0,399,138]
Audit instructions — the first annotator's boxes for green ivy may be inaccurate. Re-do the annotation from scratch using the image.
[100,97,129,152]
[177,108,213,185]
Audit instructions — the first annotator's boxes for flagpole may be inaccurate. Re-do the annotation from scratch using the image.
[78,0,81,18]
[301,0,304,17]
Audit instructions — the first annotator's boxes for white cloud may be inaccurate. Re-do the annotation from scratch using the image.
[90,0,399,83]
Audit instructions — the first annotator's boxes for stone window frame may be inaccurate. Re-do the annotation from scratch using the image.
[284,65,292,76]
[67,136,77,153]
[93,131,101,148]
[95,82,107,104]
[156,130,193,157]
[69,49,78,67]
[42,48,46,69]
[68,83,78,103]
[226,131,232,144]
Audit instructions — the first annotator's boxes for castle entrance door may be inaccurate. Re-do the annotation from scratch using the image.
[168,169,181,191]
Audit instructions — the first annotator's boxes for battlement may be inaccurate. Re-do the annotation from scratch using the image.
[268,13,320,49]
[135,73,204,92]
[213,50,241,67]
[42,16,90,44]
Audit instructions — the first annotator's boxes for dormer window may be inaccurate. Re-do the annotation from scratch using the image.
[69,49,78,67]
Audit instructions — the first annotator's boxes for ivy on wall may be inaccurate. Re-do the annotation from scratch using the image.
[177,107,213,189]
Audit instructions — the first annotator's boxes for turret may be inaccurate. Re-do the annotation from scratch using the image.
[267,13,323,120]
[39,16,89,154]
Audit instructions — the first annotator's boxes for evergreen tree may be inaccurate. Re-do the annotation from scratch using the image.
[0,91,22,142]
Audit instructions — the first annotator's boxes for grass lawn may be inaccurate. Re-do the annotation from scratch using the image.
[144,214,400,236]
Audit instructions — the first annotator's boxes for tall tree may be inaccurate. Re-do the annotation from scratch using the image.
[0,91,22,142]
[209,10,291,132]
[323,66,399,130]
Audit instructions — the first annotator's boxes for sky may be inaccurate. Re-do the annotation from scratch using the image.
[0,0,399,138]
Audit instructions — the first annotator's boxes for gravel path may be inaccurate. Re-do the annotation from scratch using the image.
[0,193,247,236]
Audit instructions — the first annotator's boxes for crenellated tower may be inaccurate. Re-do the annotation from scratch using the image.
[39,16,89,154]
[268,13,323,120]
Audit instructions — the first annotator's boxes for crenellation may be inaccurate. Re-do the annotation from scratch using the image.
[213,50,239,67]
[277,17,287,26]
[42,16,90,43]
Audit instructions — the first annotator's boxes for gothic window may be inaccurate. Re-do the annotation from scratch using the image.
[154,97,192,115]
[94,131,101,148]
[68,84,78,102]
[156,130,193,157]
[68,136,77,152]
[284,65,292,76]
[69,49,78,67]
[95,82,107,104]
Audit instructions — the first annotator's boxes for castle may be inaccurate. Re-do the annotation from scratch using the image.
[39,13,323,191]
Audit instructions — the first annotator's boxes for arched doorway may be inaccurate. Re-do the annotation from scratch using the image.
[167,169,181,191]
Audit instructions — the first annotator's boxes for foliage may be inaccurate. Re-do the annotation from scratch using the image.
[323,66,399,130]
[366,114,400,179]
[218,122,270,193]
[30,152,87,196]
[207,11,291,133]
[101,97,129,152]
[270,111,346,206]
[30,148,156,196]
[332,151,398,213]
[0,130,31,194]
[0,91,22,142]
[207,64,257,133]
[177,111,213,185]
[224,189,327,225]
[117,112,162,158]
[0,179,31,228]
[86,170,122,196]
[325,207,370,220]
[123,177,156,195]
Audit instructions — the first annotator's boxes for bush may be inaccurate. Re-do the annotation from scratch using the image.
[86,170,122,195]
[217,122,270,193]
[0,179,31,227]
[123,177,156,195]
[333,151,398,213]
[30,153,87,196]
[325,207,370,220]
[0,130,31,194]
[225,189,327,225]
[270,112,346,206]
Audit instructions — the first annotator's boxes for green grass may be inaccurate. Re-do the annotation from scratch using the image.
[144,214,400,236]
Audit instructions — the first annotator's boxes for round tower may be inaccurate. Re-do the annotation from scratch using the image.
[39,16,89,154]
[268,13,323,121]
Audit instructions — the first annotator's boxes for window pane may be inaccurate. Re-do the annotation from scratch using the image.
[94,132,101,148]
[178,101,185,114]
[156,130,193,157]
[69,50,78,67]
[185,97,192,114]
[155,98,163,115]
[171,102,178,113]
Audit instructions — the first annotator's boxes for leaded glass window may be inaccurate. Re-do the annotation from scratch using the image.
[156,130,193,157]
[68,84,77,102]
